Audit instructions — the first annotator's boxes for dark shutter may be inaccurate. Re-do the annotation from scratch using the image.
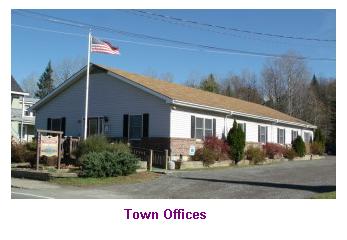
[213,118,216,137]
[123,114,129,138]
[244,123,246,140]
[191,116,195,138]
[143,113,149,138]
[258,125,260,142]
[61,117,66,136]
[47,118,52,130]
[284,129,286,144]
[277,128,279,143]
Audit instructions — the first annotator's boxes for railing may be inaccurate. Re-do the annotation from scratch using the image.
[131,147,169,170]
[62,137,81,160]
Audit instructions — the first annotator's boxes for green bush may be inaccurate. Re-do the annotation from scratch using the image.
[283,148,296,160]
[292,136,306,157]
[191,147,217,166]
[310,142,325,155]
[227,120,246,163]
[245,146,265,164]
[76,135,130,159]
[79,151,139,178]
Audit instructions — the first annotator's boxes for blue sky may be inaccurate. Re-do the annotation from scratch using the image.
[11,9,336,86]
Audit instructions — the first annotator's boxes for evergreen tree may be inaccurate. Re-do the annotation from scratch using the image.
[227,119,246,163]
[35,61,54,99]
[313,128,325,146]
[200,74,219,93]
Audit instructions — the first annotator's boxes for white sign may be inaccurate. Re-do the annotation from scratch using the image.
[189,145,196,156]
[40,135,59,157]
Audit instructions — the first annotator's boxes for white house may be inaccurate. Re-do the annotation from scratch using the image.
[31,64,316,160]
[11,76,38,142]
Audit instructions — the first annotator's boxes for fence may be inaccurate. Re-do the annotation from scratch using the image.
[131,147,169,170]
[62,137,81,161]
[59,137,168,170]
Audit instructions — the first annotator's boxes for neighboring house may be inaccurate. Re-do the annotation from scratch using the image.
[31,64,316,160]
[11,76,38,142]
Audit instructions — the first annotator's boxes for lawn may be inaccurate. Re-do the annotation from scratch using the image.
[50,171,160,187]
[311,191,336,199]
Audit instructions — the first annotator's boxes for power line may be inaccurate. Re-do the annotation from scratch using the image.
[12,10,336,62]
[124,9,335,49]
[130,9,336,43]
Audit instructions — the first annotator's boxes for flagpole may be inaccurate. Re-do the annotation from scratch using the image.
[83,30,91,140]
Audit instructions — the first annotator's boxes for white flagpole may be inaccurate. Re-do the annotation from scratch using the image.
[83,30,92,140]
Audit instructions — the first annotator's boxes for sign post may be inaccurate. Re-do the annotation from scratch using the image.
[36,129,63,171]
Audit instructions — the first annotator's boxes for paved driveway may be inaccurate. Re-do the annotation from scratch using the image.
[11,156,336,199]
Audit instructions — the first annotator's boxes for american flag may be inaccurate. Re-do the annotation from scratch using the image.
[91,36,120,55]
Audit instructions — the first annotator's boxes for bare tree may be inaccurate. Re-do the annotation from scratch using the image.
[143,68,174,82]
[21,73,38,97]
[53,56,86,87]
[261,51,310,115]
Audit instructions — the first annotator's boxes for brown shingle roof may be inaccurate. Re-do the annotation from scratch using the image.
[100,64,312,126]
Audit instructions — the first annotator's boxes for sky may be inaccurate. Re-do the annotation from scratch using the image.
[11,9,336,86]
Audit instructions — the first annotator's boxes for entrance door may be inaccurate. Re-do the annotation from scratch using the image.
[88,118,99,136]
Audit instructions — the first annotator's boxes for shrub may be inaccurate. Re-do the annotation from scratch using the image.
[245,146,265,164]
[292,136,306,157]
[191,147,217,166]
[314,128,326,146]
[310,142,325,155]
[79,151,139,177]
[313,128,325,154]
[227,120,246,163]
[11,138,37,163]
[283,148,296,160]
[75,135,110,159]
[76,135,130,159]
[203,136,230,160]
[263,143,285,159]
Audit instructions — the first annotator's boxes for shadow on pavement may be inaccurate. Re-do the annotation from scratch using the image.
[181,177,336,193]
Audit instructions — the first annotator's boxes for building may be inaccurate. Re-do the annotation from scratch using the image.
[31,64,316,160]
[11,76,38,142]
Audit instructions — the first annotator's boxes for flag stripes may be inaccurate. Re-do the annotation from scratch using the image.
[91,36,120,55]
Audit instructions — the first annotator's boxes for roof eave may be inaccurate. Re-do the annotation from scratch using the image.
[172,100,316,129]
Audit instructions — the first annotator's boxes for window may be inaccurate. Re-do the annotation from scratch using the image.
[195,117,204,139]
[259,126,267,143]
[304,132,312,143]
[191,116,215,139]
[129,115,142,139]
[51,118,62,131]
[278,128,285,144]
[204,119,213,137]
[291,130,298,142]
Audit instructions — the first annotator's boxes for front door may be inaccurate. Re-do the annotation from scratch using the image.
[88,118,99,136]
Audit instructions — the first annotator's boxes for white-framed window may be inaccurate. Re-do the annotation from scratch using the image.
[87,117,104,136]
[129,115,142,139]
[195,117,204,139]
[304,132,312,143]
[192,116,215,139]
[259,126,267,143]
[291,130,298,142]
[278,128,285,144]
[204,119,213,137]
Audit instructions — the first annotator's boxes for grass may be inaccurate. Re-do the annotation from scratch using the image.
[311,191,336,199]
[50,171,160,187]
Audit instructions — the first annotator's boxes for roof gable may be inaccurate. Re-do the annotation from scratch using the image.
[11,75,24,93]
